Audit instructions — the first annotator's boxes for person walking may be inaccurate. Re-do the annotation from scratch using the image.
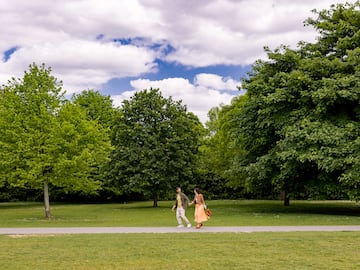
[189,188,209,229]
[172,187,192,228]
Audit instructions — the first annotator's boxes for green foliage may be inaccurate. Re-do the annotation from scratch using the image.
[50,102,112,194]
[0,64,63,190]
[71,90,117,198]
[107,88,204,205]
[72,90,115,128]
[198,96,248,198]
[236,2,360,201]
[0,64,112,214]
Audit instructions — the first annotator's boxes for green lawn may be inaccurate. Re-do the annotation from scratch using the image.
[0,200,359,227]
[1,200,359,269]
[1,232,359,270]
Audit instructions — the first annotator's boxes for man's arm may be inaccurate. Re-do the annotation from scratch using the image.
[171,196,177,211]
[183,193,192,204]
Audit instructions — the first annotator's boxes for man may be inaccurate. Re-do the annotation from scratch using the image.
[172,187,192,228]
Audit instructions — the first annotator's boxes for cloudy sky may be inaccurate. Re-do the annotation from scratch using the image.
[0,0,351,122]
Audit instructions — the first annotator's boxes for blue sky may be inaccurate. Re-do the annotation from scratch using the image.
[102,61,250,96]
[0,0,352,122]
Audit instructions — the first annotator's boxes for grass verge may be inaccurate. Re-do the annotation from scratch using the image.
[0,200,359,227]
[0,232,359,270]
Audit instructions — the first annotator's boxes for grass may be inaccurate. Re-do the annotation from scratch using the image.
[1,200,359,269]
[0,232,359,269]
[0,200,359,227]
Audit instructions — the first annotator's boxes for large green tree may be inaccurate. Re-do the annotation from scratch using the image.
[108,88,203,206]
[71,90,117,199]
[198,95,248,198]
[72,90,115,128]
[0,64,112,218]
[236,2,360,204]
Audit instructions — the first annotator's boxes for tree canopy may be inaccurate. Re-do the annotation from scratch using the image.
[72,90,115,128]
[107,88,204,206]
[233,1,360,204]
[197,96,248,198]
[0,64,112,217]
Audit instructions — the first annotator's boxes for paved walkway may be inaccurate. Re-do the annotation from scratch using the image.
[1,226,360,235]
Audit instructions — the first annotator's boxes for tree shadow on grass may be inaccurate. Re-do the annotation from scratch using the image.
[213,201,360,217]
[0,202,42,210]
[275,204,360,217]
[112,205,171,210]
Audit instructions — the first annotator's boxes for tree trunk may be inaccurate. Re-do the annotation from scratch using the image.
[153,192,158,207]
[44,181,51,219]
[281,191,290,206]
[284,196,290,206]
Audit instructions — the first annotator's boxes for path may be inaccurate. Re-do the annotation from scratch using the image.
[1,226,360,235]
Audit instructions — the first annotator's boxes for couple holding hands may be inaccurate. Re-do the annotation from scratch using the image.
[172,187,210,229]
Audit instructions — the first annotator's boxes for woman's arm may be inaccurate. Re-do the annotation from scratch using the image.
[199,194,206,207]
[189,195,196,206]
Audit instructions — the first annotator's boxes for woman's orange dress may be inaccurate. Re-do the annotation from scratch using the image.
[194,194,209,223]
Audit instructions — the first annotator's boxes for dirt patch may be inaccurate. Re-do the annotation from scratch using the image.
[8,234,56,238]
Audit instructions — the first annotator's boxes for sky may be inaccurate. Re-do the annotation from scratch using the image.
[0,0,352,123]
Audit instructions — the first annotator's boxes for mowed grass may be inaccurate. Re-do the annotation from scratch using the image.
[0,232,359,270]
[0,200,359,227]
[1,201,359,270]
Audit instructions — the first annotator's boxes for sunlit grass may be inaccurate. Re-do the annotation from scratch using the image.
[1,232,359,270]
[0,200,359,227]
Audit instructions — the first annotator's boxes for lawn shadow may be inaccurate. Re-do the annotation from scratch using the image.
[111,202,172,210]
[0,202,42,210]
[213,200,360,217]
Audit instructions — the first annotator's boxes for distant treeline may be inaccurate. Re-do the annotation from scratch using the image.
[0,3,359,217]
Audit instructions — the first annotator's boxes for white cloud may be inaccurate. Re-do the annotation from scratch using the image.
[194,73,240,91]
[1,0,352,73]
[0,40,156,93]
[0,0,354,119]
[0,0,161,92]
[142,0,351,66]
[112,75,241,123]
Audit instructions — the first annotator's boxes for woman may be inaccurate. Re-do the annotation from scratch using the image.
[189,188,209,229]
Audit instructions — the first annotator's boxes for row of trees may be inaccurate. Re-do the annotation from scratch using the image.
[0,65,113,218]
[202,1,360,204]
[0,65,203,215]
[0,2,359,217]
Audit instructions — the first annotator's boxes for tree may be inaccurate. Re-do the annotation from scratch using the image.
[108,88,203,206]
[198,96,248,198]
[71,90,117,199]
[72,90,115,128]
[236,2,360,204]
[0,64,112,218]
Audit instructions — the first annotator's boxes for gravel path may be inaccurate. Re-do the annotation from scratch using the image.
[1,225,360,235]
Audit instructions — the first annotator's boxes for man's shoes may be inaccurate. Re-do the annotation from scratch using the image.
[177,224,184,228]
[187,224,192,228]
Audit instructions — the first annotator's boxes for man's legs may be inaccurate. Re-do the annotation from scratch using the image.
[176,208,184,225]
[177,207,191,226]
